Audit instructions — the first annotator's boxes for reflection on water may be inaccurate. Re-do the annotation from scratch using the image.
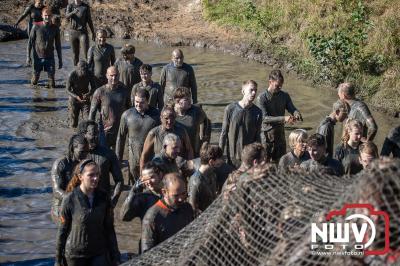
[0,38,396,264]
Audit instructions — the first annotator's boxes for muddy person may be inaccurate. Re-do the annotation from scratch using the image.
[114,44,143,102]
[88,29,116,88]
[55,160,120,266]
[337,82,378,141]
[66,60,96,128]
[15,0,44,39]
[160,49,198,105]
[316,99,349,158]
[115,89,160,185]
[257,70,302,163]
[131,64,164,110]
[151,133,185,175]
[278,129,310,170]
[334,119,364,175]
[89,66,129,149]
[141,172,194,253]
[65,0,95,66]
[380,125,400,158]
[50,134,88,224]
[78,120,124,207]
[300,133,344,176]
[219,80,262,168]
[188,142,223,216]
[174,87,210,157]
[359,141,379,169]
[27,7,62,88]
[46,0,67,16]
[140,106,193,171]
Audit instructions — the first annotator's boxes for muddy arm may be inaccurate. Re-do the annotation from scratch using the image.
[140,131,155,173]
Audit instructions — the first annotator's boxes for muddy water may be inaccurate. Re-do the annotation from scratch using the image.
[0,39,396,264]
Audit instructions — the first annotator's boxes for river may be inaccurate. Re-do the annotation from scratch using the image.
[0,38,396,265]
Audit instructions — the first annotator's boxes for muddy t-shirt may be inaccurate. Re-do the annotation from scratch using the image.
[317,116,336,158]
[89,83,129,136]
[278,151,310,169]
[219,102,262,166]
[66,70,96,98]
[115,106,160,166]
[30,24,61,59]
[114,57,143,97]
[66,3,93,32]
[88,43,115,79]
[381,126,400,158]
[335,143,363,175]
[160,62,197,104]
[120,188,160,221]
[18,4,43,24]
[348,99,377,140]
[188,170,217,212]
[51,157,77,209]
[300,157,344,176]
[131,81,164,110]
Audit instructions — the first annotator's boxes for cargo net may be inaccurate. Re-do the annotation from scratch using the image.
[126,158,400,266]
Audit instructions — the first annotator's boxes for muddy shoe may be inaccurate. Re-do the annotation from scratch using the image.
[31,75,39,86]
[48,78,55,88]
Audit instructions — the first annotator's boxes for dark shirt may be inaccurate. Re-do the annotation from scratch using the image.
[188,170,217,212]
[51,157,78,211]
[16,4,43,25]
[120,188,160,221]
[348,99,378,141]
[175,105,208,157]
[152,152,181,175]
[116,107,160,165]
[141,200,194,252]
[381,126,400,158]
[66,3,94,33]
[89,83,129,136]
[88,43,116,79]
[219,102,262,166]
[317,116,336,158]
[29,23,62,60]
[47,0,66,15]
[300,157,344,176]
[278,150,310,169]
[132,81,164,110]
[335,143,363,175]
[114,58,143,97]
[87,145,124,201]
[55,187,120,261]
[66,70,96,99]
[257,90,298,131]
[160,62,197,104]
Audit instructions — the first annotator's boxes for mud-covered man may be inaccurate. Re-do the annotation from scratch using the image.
[132,64,164,110]
[114,44,143,102]
[141,172,194,252]
[65,0,95,66]
[257,70,302,163]
[160,49,197,105]
[89,66,129,149]
[219,80,262,168]
[115,89,160,184]
[15,0,44,37]
[140,106,194,171]
[152,133,184,175]
[174,87,210,157]
[88,29,115,88]
[27,7,62,88]
[66,60,96,128]
[337,82,378,141]
[78,120,124,207]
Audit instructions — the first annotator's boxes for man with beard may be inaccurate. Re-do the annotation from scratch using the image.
[66,60,96,128]
[141,172,194,252]
[160,49,197,105]
[114,44,143,102]
[300,133,344,176]
[131,64,164,110]
[140,106,193,171]
[89,66,129,149]
[174,87,210,157]
[77,120,124,207]
[257,70,302,163]
[65,0,95,66]
[50,134,88,223]
[27,7,62,88]
[219,80,263,168]
[115,89,160,185]
[88,29,115,88]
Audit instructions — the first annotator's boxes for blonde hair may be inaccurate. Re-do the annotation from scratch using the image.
[359,142,379,158]
[288,129,308,149]
[341,119,363,144]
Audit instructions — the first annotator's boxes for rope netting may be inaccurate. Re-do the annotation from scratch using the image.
[125,158,400,266]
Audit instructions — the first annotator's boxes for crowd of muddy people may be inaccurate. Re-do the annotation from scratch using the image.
[12,0,400,265]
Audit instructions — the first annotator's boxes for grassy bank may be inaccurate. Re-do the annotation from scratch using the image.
[203,0,400,114]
